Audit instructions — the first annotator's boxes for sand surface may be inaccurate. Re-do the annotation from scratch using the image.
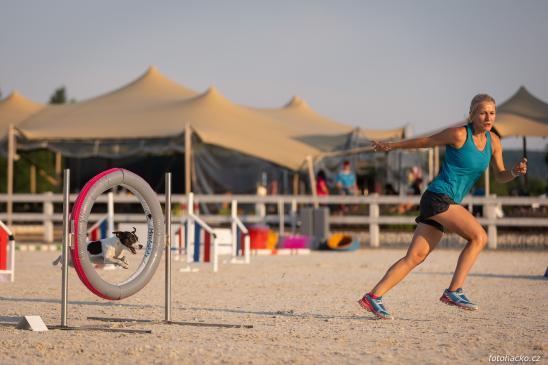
[0,249,546,364]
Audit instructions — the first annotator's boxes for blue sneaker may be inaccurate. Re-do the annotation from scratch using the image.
[440,288,479,311]
[358,293,394,320]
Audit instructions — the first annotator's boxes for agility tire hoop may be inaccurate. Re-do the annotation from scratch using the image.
[71,168,164,300]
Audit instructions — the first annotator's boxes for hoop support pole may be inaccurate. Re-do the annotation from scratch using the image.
[165,172,172,322]
[61,169,70,327]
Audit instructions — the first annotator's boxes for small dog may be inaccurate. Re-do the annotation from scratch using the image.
[53,227,143,269]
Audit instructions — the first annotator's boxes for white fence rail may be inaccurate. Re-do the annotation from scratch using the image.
[1,193,547,249]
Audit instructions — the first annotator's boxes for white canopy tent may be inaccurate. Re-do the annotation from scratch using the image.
[5,67,323,220]
[3,66,408,220]
[0,91,43,139]
[15,67,320,171]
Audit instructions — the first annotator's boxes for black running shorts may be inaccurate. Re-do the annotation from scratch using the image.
[415,190,455,232]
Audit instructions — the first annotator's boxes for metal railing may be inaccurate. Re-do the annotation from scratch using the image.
[1,193,547,249]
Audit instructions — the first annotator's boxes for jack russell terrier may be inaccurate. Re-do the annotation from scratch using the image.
[53,227,143,269]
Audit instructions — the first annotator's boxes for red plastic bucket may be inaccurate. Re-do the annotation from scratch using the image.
[249,226,270,249]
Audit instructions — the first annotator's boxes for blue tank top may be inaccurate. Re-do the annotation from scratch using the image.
[427,124,492,204]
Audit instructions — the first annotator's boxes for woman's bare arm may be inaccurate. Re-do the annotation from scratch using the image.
[372,127,466,152]
[490,132,528,183]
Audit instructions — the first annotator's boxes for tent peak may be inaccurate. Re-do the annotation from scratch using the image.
[0,90,43,108]
[136,65,166,82]
[514,85,535,99]
[72,65,197,103]
[6,90,22,99]
[199,86,230,103]
[499,86,548,111]
[185,86,233,106]
[144,65,160,76]
[284,95,309,109]
[205,85,219,95]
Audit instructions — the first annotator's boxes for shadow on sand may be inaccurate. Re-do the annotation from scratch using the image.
[0,296,155,308]
[0,298,430,322]
[179,306,415,322]
[415,272,547,281]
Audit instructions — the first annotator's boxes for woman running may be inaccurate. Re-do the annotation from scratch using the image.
[358,94,528,320]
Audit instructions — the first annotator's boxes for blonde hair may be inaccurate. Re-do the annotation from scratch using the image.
[469,93,496,120]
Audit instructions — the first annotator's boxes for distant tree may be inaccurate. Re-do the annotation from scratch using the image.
[49,86,67,104]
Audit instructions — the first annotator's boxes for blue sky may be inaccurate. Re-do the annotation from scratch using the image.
[1,0,547,150]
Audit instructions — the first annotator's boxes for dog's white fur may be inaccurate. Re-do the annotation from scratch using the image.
[52,236,135,269]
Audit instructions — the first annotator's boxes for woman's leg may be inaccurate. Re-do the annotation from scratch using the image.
[429,205,488,291]
[370,223,443,296]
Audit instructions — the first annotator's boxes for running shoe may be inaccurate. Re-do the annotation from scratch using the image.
[440,288,479,311]
[358,293,394,320]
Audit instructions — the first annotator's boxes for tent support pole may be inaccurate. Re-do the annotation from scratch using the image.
[428,148,434,183]
[306,156,318,208]
[522,136,528,190]
[292,173,299,195]
[30,165,36,193]
[433,146,440,176]
[55,152,62,188]
[7,124,15,226]
[165,172,172,322]
[185,123,192,194]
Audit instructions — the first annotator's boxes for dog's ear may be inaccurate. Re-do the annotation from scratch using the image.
[132,227,136,234]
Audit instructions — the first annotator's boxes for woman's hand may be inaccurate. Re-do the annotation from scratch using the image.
[512,157,528,177]
[372,140,392,152]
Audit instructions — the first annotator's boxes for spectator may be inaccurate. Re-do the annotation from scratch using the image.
[316,170,329,196]
[336,160,359,195]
